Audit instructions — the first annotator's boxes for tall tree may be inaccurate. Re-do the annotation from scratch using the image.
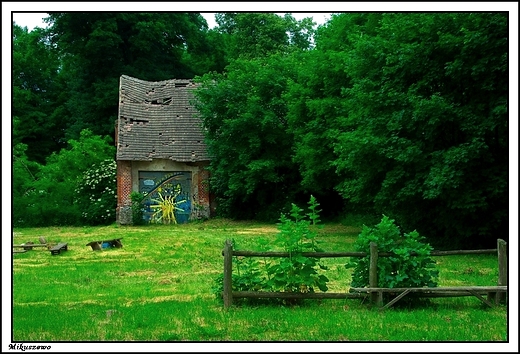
[215,12,315,61]
[326,13,508,248]
[283,13,384,215]
[46,12,215,140]
[12,24,65,163]
[193,13,317,219]
[194,54,303,220]
[15,129,116,227]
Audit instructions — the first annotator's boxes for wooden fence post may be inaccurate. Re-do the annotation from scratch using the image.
[496,239,507,305]
[369,242,383,307]
[223,239,233,309]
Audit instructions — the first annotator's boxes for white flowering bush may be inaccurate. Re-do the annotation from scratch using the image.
[74,159,117,225]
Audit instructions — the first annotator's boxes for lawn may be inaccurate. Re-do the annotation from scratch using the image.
[10,219,509,347]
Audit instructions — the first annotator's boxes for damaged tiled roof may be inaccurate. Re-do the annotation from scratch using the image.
[116,75,209,162]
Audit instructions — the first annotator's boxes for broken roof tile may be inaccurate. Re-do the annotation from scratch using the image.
[116,75,209,162]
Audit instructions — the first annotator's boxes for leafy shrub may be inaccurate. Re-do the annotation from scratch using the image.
[211,240,273,305]
[266,196,329,294]
[130,191,147,225]
[346,215,439,289]
[212,196,330,305]
[12,143,42,227]
[13,129,115,226]
[74,159,117,225]
[211,239,275,305]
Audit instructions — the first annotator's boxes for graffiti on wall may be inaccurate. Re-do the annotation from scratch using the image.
[138,171,192,224]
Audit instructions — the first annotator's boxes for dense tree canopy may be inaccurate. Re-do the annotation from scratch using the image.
[328,13,508,247]
[215,13,315,60]
[12,12,509,248]
[195,12,509,247]
[45,12,217,140]
[194,55,302,220]
[13,130,115,227]
[12,24,65,163]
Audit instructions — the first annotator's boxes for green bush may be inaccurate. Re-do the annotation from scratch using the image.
[12,129,115,226]
[130,191,147,225]
[211,239,272,305]
[212,196,330,305]
[12,143,42,227]
[266,196,329,294]
[74,159,117,225]
[346,215,439,289]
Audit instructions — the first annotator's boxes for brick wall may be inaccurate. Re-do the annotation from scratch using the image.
[116,160,212,223]
[194,167,211,219]
[198,168,210,205]
[116,160,133,224]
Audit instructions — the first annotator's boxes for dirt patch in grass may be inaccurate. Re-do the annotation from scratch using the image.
[16,301,52,306]
[235,226,278,235]
[318,224,362,235]
[119,270,156,277]
[14,262,52,268]
[123,294,213,306]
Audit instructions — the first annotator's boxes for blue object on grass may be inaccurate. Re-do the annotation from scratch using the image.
[102,242,110,249]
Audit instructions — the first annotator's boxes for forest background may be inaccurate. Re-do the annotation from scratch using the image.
[5,5,517,250]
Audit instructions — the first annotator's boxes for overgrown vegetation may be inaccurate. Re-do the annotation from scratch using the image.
[266,196,329,294]
[194,13,508,248]
[214,207,441,307]
[12,220,507,342]
[346,215,439,291]
[212,196,329,302]
[13,12,508,248]
[130,191,146,225]
[12,129,115,227]
[74,159,117,225]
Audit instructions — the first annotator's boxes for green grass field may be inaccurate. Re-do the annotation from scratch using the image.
[11,219,508,343]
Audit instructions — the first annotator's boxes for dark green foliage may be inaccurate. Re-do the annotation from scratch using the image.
[194,13,508,247]
[340,211,380,229]
[193,55,303,220]
[346,215,439,289]
[193,14,320,220]
[329,13,508,248]
[283,48,348,207]
[130,191,147,226]
[266,196,329,294]
[12,144,42,227]
[182,27,229,75]
[285,13,507,248]
[215,13,315,60]
[13,130,115,226]
[74,160,117,225]
[45,12,218,141]
[212,196,329,305]
[12,24,66,163]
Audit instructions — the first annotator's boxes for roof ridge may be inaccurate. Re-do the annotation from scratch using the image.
[120,75,194,85]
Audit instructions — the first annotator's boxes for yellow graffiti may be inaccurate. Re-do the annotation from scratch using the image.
[149,184,186,224]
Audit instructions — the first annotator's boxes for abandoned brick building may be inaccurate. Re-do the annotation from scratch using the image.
[115,75,211,224]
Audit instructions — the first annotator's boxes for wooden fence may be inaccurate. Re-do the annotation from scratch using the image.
[221,239,508,310]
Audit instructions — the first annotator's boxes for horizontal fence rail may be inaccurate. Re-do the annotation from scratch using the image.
[221,239,508,310]
[228,249,499,258]
[232,291,366,300]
